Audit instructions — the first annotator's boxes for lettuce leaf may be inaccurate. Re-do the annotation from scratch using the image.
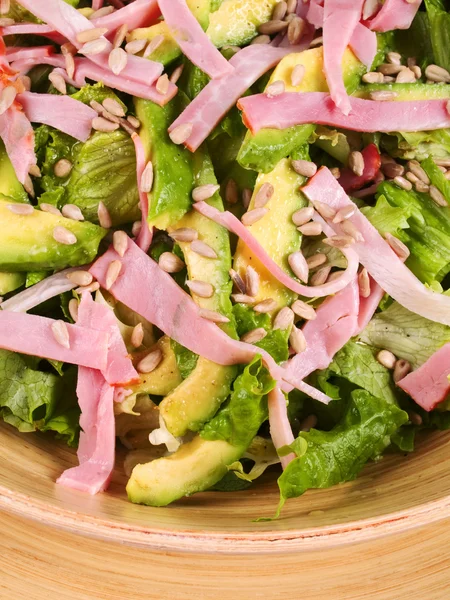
[170,340,198,380]
[275,390,408,516]
[381,128,450,162]
[362,195,411,236]
[425,0,450,72]
[421,156,450,204]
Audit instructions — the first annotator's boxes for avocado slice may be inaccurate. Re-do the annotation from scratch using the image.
[233,158,306,309]
[238,47,366,173]
[0,272,26,295]
[0,197,106,271]
[0,141,28,203]
[355,82,450,101]
[159,151,238,437]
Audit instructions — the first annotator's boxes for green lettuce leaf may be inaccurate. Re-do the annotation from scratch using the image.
[381,128,450,162]
[171,340,199,380]
[421,156,450,204]
[425,0,450,72]
[361,195,411,236]
[275,390,408,516]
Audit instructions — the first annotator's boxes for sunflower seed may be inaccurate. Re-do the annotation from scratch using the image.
[90,6,115,18]
[362,0,379,19]
[291,299,316,320]
[290,63,305,87]
[23,175,34,198]
[68,298,79,322]
[376,349,396,369]
[266,80,285,98]
[169,227,198,243]
[76,27,108,44]
[429,184,448,207]
[310,35,323,47]
[241,327,267,344]
[425,64,450,83]
[254,182,274,208]
[369,90,398,101]
[7,203,33,215]
[415,181,430,194]
[113,23,128,49]
[48,71,67,95]
[132,221,142,236]
[377,63,405,75]
[53,226,77,245]
[169,122,193,145]
[40,203,61,216]
[137,348,163,374]
[445,171,450,181]
[288,16,305,45]
[105,259,122,289]
[229,268,246,294]
[323,235,355,248]
[251,34,271,45]
[253,298,277,313]
[382,161,404,179]
[66,270,93,287]
[62,204,84,221]
[156,73,170,95]
[306,253,327,269]
[333,205,355,223]
[186,279,215,298]
[411,65,421,79]
[258,19,289,35]
[127,115,141,129]
[29,164,41,178]
[231,293,256,304]
[80,38,109,55]
[288,251,309,282]
[97,201,112,228]
[54,158,73,178]
[140,160,154,193]
[272,0,287,20]
[102,97,125,118]
[18,75,31,92]
[358,268,371,298]
[242,188,253,209]
[158,252,185,273]
[198,308,230,324]
[386,51,402,66]
[289,326,307,353]
[273,306,295,330]
[51,320,70,349]
[310,265,332,286]
[245,266,260,297]
[125,39,147,54]
[192,184,220,202]
[435,158,450,167]
[393,359,411,383]
[0,17,13,26]
[92,116,120,132]
[313,200,336,219]
[131,323,144,348]
[109,47,128,75]
[224,178,239,205]
[286,0,298,13]
[190,240,218,259]
[407,160,430,184]
[298,221,322,236]
[340,219,364,242]
[385,232,410,260]
[292,206,314,226]
[393,175,412,191]
[170,64,185,84]
[349,151,365,177]
[291,159,317,178]
[242,207,268,226]
[300,414,318,433]
[330,167,341,179]
[113,230,128,257]
[76,281,100,294]
[64,52,76,80]
[406,171,419,185]
[362,71,384,84]
[327,270,344,283]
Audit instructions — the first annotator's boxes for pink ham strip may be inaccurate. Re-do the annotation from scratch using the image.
[322,0,364,114]
[193,201,359,298]
[0,103,35,184]
[268,386,296,469]
[5,46,54,63]
[0,311,108,369]
[16,0,163,86]
[1,23,66,44]
[367,0,421,32]
[18,92,96,142]
[158,0,233,79]
[302,167,450,326]
[397,343,450,412]
[238,92,450,134]
[76,292,139,386]
[92,0,160,34]
[168,45,297,152]
[131,132,153,252]
[92,0,103,9]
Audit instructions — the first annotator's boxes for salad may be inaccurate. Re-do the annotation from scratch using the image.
[1,0,450,516]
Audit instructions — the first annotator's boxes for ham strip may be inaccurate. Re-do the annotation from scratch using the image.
[0,311,108,369]
[16,0,163,87]
[302,167,450,326]
[18,92,96,142]
[367,0,421,32]
[5,46,54,63]
[92,0,103,9]
[268,386,296,469]
[92,0,160,35]
[168,45,296,152]
[0,102,35,184]
[131,132,153,252]
[397,343,450,412]
[1,23,65,44]
[322,0,364,114]
[157,0,233,79]
[193,201,359,298]
[238,92,450,134]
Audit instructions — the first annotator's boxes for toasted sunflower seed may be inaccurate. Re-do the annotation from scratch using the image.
[156,73,170,96]
[54,158,73,178]
[253,298,277,313]
[393,175,412,191]
[358,268,371,298]
[18,75,31,92]
[362,71,384,84]
[340,219,364,243]
[198,308,230,324]
[330,167,341,179]
[272,0,287,20]
[310,265,332,286]
[425,64,450,83]
[298,221,322,236]
[386,51,402,65]
[28,164,41,178]
[406,171,419,185]
[68,298,79,322]
[80,38,109,55]
[53,226,77,245]
[377,63,405,75]
[291,299,316,321]
[186,279,215,298]
[231,293,256,304]
[396,68,415,83]
[292,206,314,226]
[169,227,198,243]
[40,203,61,216]
[229,268,247,294]
[76,27,108,44]
[369,90,398,101]
[143,34,164,57]
[62,204,84,221]
[140,160,154,193]
[290,63,306,87]
[90,6,115,19]
[66,270,93,287]
[415,181,430,194]
[393,358,411,383]
[254,182,274,208]
[170,64,185,84]
[113,230,129,257]
[266,80,285,98]
[127,115,141,129]
[407,160,430,184]
[251,34,271,45]
[289,326,307,354]
[105,259,122,290]
[0,17,13,26]
[306,253,327,269]
[225,178,239,204]
[241,207,268,226]
[241,327,267,344]
[109,47,128,75]
[313,200,336,220]
[286,0,298,13]
[23,175,34,198]
[192,184,220,202]
[300,414,318,432]
[159,252,185,273]
[242,188,253,209]
[333,205,355,224]
[113,24,128,49]
[288,15,305,45]
[48,72,67,95]
[92,116,120,132]
[131,221,142,237]
[382,161,404,179]
[385,232,410,260]
[7,203,34,215]
[245,266,259,297]
[429,184,448,207]
[291,159,317,178]
[310,35,323,47]
[97,201,112,228]
[362,0,379,19]
[288,251,309,282]
[102,97,125,118]
[125,39,147,54]
[323,235,355,249]
[258,19,289,35]
[131,323,144,348]
[51,320,70,349]
[76,281,100,294]
[169,122,193,145]
[376,349,396,369]
[349,150,365,177]
[65,52,76,80]
[137,348,163,374]
[273,306,295,330]
[190,240,218,259]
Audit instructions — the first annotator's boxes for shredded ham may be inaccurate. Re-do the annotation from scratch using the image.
[0,101,36,184]
[268,386,296,469]
[338,143,381,193]
[0,311,108,369]
[5,45,54,63]
[168,45,297,152]
[322,0,364,114]
[18,92,96,142]
[193,201,359,298]
[1,23,66,44]
[157,0,233,79]
[92,0,160,36]
[238,92,450,134]
[397,344,450,412]
[92,0,103,10]
[367,0,421,32]
[302,167,450,326]
[131,132,153,252]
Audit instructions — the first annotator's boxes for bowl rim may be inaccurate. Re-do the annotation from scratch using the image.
[1,483,449,554]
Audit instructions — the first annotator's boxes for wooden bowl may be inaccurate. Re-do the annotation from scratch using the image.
[2,421,450,599]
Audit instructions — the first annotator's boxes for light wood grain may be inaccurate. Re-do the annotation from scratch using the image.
[1,422,450,597]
